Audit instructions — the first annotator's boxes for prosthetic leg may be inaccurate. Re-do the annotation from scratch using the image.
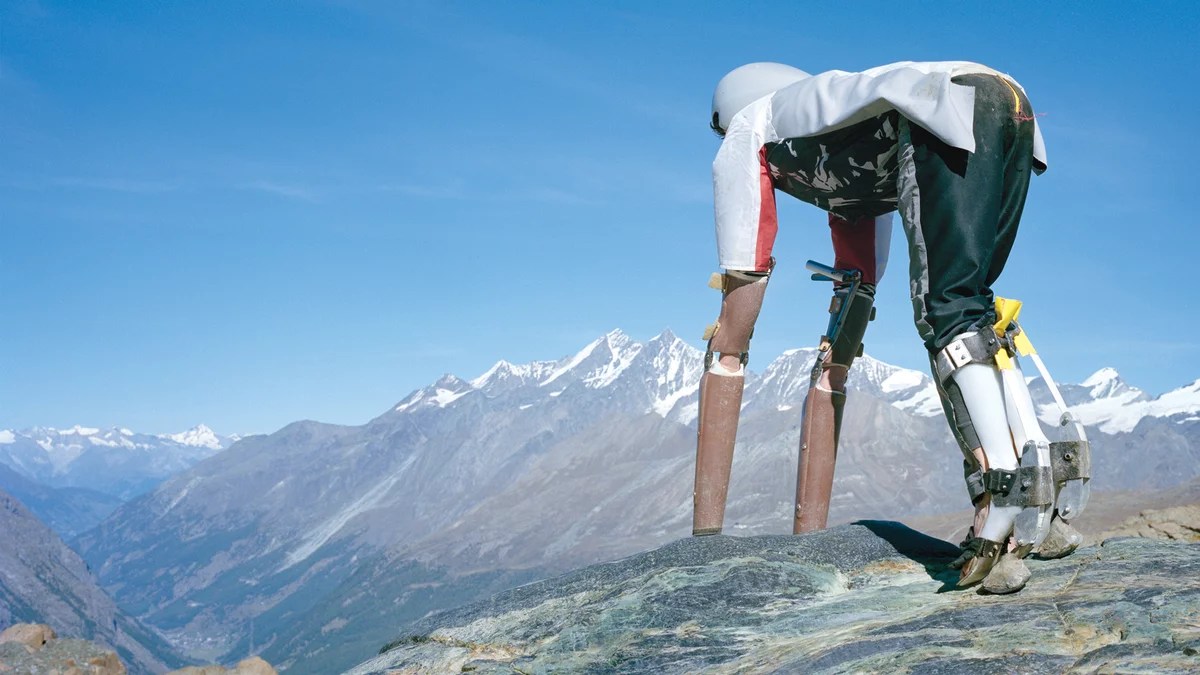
[941,298,1090,589]
[692,266,771,536]
[793,261,874,533]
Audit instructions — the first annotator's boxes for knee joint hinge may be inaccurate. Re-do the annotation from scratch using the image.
[967,466,1055,508]
[704,349,748,370]
[934,330,1002,382]
[1050,440,1091,482]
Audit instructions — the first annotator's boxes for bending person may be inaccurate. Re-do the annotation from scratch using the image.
[694,61,1084,594]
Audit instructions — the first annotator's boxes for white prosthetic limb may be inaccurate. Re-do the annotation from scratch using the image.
[1000,361,1054,549]
[995,297,1091,523]
[952,363,1022,544]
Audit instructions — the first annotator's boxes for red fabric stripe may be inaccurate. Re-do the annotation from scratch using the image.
[828,213,879,284]
[754,147,778,272]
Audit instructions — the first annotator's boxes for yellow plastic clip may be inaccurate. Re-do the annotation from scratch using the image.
[992,297,1037,369]
[702,321,720,341]
[707,272,725,292]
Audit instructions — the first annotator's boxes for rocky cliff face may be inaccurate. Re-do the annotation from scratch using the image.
[0,488,182,674]
[351,523,1200,674]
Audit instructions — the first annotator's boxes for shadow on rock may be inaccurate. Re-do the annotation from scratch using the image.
[852,519,960,586]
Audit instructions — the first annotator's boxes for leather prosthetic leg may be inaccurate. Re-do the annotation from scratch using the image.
[693,268,770,536]
[793,263,875,533]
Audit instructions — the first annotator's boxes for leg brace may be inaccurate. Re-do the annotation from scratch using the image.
[693,268,769,536]
[934,329,1055,587]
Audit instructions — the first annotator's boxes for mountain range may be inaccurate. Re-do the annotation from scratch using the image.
[0,424,239,537]
[66,329,1200,673]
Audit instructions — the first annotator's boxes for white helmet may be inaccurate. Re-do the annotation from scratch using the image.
[711,62,810,136]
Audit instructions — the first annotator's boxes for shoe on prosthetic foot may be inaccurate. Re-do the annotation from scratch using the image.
[693,267,770,536]
[794,261,875,533]
[934,330,1055,587]
[1037,514,1084,559]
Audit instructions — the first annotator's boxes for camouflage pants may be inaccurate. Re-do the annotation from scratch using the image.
[766,74,1037,353]
[765,111,901,222]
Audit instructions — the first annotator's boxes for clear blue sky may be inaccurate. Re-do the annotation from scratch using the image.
[3,1,1197,434]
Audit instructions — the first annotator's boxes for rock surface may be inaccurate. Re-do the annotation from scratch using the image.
[0,622,56,649]
[350,522,1200,674]
[0,623,126,674]
[1100,504,1200,543]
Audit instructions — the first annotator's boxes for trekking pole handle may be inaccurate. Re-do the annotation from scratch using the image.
[806,260,861,285]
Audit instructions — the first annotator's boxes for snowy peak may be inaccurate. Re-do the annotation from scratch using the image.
[0,424,237,498]
[641,330,704,417]
[38,425,232,449]
[163,424,225,450]
[581,330,643,388]
[384,330,1198,434]
[1081,367,1120,388]
[746,349,941,417]
[57,425,100,436]
[394,374,477,413]
[1080,367,1146,401]
[1034,367,1200,434]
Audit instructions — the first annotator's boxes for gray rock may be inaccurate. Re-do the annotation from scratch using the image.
[0,635,126,674]
[1101,504,1200,543]
[349,522,1200,674]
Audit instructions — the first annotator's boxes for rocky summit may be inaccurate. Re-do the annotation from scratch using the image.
[350,522,1200,674]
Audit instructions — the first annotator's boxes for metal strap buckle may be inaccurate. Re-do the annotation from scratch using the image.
[982,468,1016,496]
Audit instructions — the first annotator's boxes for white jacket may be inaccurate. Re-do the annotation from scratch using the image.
[712,61,1047,272]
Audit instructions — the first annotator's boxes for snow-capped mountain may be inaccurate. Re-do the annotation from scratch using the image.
[165,423,240,450]
[0,424,239,499]
[1031,366,1200,435]
[75,329,1200,674]
[390,329,938,426]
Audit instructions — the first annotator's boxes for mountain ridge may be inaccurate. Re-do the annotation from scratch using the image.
[72,328,1200,674]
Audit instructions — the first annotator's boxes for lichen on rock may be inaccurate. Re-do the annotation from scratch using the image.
[348,522,1200,674]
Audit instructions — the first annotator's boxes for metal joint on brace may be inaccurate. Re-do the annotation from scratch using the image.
[703,348,749,371]
[933,330,1003,383]
[983,466,1055,509]
[1050,440,1091,482]
[981,468,1016,495]
[997,324,1021,358]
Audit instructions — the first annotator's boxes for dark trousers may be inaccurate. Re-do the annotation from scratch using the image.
[897,73,1037,352]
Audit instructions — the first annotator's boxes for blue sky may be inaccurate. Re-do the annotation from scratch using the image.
[2,0,1197,434]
